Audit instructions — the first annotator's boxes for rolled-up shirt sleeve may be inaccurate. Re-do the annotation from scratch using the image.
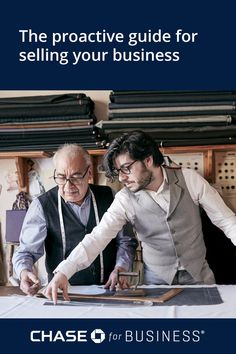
[12,198,47,279]
[55,188,134,279]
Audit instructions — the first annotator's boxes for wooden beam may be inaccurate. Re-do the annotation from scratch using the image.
[15,157,27,192]
[204,149,213,182]
[0,151,53,159]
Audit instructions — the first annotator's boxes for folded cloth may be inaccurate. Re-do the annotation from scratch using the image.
[110,90,236,104]
[0,93,94,118]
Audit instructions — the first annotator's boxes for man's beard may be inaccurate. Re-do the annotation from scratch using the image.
[135,170,153,192]
[126,167,153,193]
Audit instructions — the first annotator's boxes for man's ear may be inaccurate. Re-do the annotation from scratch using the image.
[88,165,93,181]
[144,155,153,167]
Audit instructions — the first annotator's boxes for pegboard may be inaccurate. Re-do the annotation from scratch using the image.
[214,151,236,195]
[168,152,204,177]
[214,151,236,212]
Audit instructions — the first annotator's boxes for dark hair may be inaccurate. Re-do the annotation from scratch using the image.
[103,130,164,181]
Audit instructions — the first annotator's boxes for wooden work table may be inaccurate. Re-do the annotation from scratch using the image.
[0,286,24,296]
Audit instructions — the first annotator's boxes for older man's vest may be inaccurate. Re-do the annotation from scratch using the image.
[38,184,116,285]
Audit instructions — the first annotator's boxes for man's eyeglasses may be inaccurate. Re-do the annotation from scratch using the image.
[112,160,138,176]
[54,166,90,185]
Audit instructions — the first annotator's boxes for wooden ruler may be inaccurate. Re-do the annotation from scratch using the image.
[51,288,183,304]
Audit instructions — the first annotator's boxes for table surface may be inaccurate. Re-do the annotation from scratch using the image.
[0,284,235,318]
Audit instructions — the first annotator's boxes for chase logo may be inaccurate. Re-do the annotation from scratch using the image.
[90,329,105,344]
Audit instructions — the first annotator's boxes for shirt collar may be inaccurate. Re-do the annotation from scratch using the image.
[145,166,169,195]
[161,166,169,184]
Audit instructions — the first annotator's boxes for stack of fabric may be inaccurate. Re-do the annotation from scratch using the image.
[97,90,236,147]
[0,93,104,151]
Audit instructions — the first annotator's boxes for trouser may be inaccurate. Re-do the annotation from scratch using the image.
[143,261,215,285]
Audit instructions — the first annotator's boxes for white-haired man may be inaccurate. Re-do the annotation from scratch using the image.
[13,144,137,295]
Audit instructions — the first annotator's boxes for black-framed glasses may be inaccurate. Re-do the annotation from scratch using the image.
[112,160,138,176]
[53,166,90,185]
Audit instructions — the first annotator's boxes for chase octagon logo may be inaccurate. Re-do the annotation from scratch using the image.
[90,329,106,343]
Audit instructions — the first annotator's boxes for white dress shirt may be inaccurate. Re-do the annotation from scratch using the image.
[55,167,236,279]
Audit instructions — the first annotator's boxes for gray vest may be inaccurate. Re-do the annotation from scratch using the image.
[126,167,208,284]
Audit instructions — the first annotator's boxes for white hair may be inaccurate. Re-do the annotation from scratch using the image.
[53,144,91,167]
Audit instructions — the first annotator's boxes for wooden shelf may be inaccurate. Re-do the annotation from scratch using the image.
[89,145,236,155]
[159,144,236,153]
[0,151,53,158]
[87,149,106,156]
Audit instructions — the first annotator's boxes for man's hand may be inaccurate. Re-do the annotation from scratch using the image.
[42,272,70,304]
[20,270,40,296]
[104,267,130,290]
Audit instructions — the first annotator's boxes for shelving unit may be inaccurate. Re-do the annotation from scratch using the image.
[1,144,236,191]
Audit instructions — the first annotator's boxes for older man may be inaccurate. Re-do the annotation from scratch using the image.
[13,144,137,295]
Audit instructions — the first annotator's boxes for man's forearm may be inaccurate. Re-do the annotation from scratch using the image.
[12,252,34,279]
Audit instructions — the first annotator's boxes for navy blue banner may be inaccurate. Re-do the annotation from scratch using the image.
[0,0,235,90]
[0,1,236,353]
[0,318,235,354]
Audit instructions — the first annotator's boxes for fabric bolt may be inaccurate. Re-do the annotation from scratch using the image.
[109,109,235,119]
[0,93,94,118]
[110,90,236,104]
